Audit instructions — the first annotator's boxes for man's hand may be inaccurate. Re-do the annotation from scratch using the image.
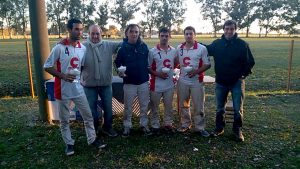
[187,69,198,78]
[156,72,169,79]
[118,71,126,78]
[61,73,76,82]
[44,67,76,83]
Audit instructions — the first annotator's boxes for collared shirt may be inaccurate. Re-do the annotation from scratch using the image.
[44,39,86,100]
[148,44,177,92]
[177,41,210,85]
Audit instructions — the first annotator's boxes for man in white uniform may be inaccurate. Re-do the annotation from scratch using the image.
[148,27,177,133]
[44,19,106,156]
[176,26,211,137]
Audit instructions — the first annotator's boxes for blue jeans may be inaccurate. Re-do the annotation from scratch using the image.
[215,79,245,131]
[84,86,113,131]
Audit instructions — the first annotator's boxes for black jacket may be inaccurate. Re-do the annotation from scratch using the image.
[114,38,149,85]
[206,33,255,86]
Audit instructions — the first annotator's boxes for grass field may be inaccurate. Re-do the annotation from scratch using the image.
[0,37,299,96]
[0,38,300,168]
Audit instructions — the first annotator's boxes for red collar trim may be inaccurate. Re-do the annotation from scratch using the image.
[180,41,198,49]
[77,41,81,48]
[156,44,170,51]
[62,38,81,48]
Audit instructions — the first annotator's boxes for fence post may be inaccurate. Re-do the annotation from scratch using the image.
[25,41,35,98]
[287,40,294,92]
[28,0,52,122]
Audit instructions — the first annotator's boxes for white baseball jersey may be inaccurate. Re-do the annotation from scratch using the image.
[148,44,177,92]
[44,39,86,100]
[176,41,210,85]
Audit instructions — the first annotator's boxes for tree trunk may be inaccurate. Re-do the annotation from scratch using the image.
[259,27,262,38]
[58,26,61,38]
[9,28,12,39]
[1,25,4,39]
[246,26,249,38]
[149,27,152,38]
[22,8,27,39]
[58,17,61,38]
[22,20,26,39]
[264,27,268,37]
[213,28,217,38]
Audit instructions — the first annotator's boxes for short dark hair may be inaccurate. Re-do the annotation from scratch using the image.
[124,24,140,38]
[223,20,237,30]
[67,18,82,30]
[183,26,196,34]
[159,27,171,36]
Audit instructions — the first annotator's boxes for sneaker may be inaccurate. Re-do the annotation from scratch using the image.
[211,129,225,137]
[199,130,210,137]
[233,129,245,142]
[91,138,107,149]
[164,125,176,133]
[141,126,152,136]
[65,144,74,156]
[177,126,191,133]
[102,128,118,137]
[122,127,130,137]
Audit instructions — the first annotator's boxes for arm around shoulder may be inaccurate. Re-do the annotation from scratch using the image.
[242,44,255,77]
[205,40,217,56]
[114,47,123,68]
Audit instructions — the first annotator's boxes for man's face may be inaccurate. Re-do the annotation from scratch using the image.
[126,26,139,44]
[69,23,83,41]
[89,26,102,43]
[159,32,170,46]
[184,29,195,43]
[224,24,236,40]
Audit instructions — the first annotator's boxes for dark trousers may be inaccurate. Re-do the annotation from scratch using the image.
[215,79,245,131]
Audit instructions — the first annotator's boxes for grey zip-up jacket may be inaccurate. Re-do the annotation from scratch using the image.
[81,40,120,87]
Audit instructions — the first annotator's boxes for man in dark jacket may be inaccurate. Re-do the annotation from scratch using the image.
[206,20,255,142]
[114,24,151,137]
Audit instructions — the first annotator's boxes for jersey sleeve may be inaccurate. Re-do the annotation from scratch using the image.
[173,48,180,68]
[108,41,122,54]
[201,45,211,65]
[43,45,61,68]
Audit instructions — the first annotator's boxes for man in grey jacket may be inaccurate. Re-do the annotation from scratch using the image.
[81,25,120,137]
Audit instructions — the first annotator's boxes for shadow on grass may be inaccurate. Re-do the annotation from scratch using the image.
[0,93,299,168]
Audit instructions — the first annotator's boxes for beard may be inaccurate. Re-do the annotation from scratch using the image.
[71,36,80,41]
[70,32,81,41]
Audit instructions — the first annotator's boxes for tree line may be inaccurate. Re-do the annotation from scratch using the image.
[0,0,299,38]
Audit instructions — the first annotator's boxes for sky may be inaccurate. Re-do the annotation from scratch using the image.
[126,0,261,34]
[126,0,208,32]
[44,0,262,34]
[181,0,261,33]
[181,0,214,33]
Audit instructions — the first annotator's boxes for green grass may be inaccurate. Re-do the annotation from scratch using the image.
[0,92,299,168]
[0,38,299,97]
[0,38,300,168]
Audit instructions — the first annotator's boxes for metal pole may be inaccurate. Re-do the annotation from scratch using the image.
[28,0,52,122]
[25,41,35,98]
[287,40,294,92]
